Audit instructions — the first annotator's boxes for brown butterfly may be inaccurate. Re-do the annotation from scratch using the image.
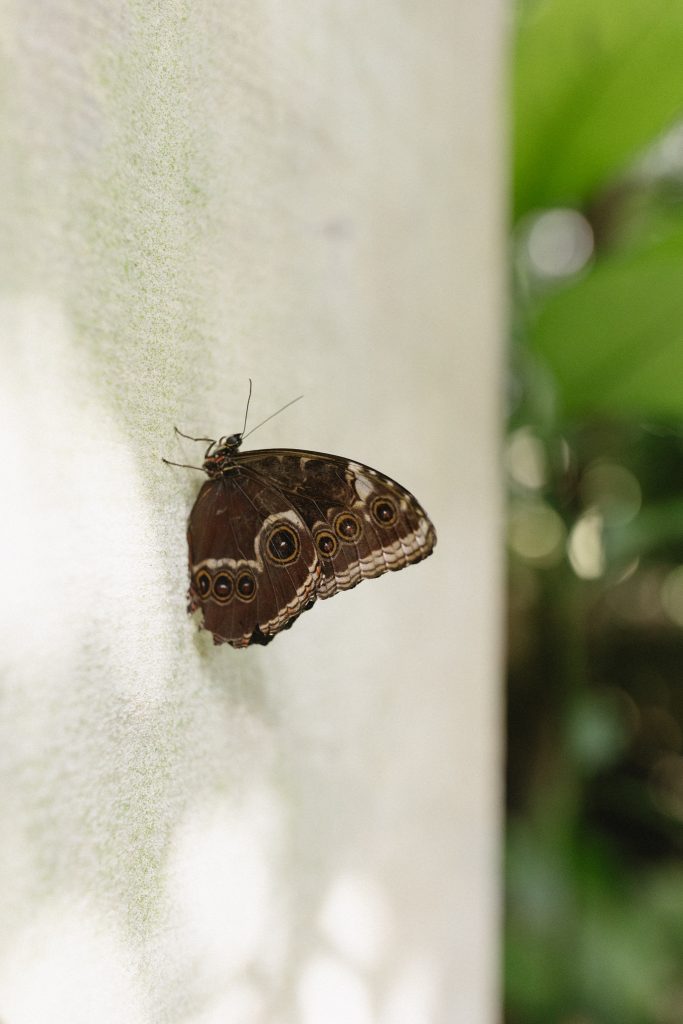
[165,391,436,648]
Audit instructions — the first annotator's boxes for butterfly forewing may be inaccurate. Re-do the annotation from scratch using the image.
[238,449,436,600]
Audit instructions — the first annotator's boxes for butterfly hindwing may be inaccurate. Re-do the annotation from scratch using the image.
[187,469,320,647]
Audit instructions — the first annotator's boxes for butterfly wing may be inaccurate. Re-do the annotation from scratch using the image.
[238,449,436,600]
[187,470,321,647]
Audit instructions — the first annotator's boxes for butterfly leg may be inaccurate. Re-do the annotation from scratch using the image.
[174,426,216,443]
[161,457,206,472]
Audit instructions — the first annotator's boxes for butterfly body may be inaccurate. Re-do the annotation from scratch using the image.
[185,432,436,648]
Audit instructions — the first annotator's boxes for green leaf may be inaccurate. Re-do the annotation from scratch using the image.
[604,497,683,562]
[514,0,683,218]
[529,224,683,417]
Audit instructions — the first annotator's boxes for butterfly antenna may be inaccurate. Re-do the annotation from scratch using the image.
[241,379,253,437]
[242,393,304,441]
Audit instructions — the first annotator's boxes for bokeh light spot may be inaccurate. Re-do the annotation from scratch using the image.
[660,565,683,627]
[525,208,594,279]
[508,501,566,566]
[580,461,641,525]
[567,510,605,579]
[506,427,547,490]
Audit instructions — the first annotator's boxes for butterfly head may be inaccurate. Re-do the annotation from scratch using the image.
[219,433,243,450]
[202,433,243,477]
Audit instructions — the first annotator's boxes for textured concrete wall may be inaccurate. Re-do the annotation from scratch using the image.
[0,2,503,1022]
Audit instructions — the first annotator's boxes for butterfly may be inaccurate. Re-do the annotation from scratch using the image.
[165,390,436,648]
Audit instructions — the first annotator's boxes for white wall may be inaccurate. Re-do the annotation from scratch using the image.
[0,2,503,1022]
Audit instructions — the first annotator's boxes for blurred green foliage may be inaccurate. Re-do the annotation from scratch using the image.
[508,1,683,1021]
